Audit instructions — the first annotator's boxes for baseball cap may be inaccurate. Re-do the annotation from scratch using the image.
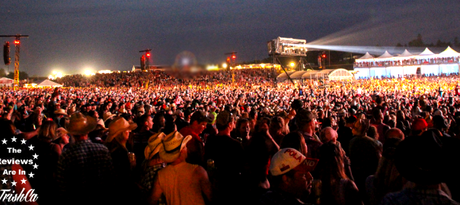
[412,118,428,131]
[269,148,319,176]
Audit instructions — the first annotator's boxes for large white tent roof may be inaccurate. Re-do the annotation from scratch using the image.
[419,47,435,55]
[35,79,63,87]
[399,49,413,57]
[276,71,296,81]
[359,52,374,59]
[438,46,460,57]
[378,51,393,58]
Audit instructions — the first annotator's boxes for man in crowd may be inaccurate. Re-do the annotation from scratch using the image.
[259,148,318,205]
[55,112,115,205]
[179,110,208,166]
[295,109,322,159]
[205,110,245,205]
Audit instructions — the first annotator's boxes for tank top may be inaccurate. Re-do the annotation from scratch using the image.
[157,162,205,205]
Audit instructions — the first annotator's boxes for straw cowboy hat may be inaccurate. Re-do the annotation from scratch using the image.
[54,108,67,116]
[66,112,97,136]
[105,117,137,143]
[159,131,192,163]
[54,127,68,141]
[103,111,116,122]
[144,132,166,160]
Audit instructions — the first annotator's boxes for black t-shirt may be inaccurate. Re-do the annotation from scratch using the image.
[204,133,244,184]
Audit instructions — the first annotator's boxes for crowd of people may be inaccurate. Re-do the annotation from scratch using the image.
[1,68,460,205]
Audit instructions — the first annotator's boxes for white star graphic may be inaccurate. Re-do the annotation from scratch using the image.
[33,164,39,169]
[1,178,7,184]
[28,172,34,178]
[21,178,27,184]
[21,139,27,144]
[11,180,17,187]
[1,139,7,144]
[33,153,39,159]
[28,145,34,151]
[11,136,17,142]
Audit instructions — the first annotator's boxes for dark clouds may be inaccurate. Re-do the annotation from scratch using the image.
[1,0,460,75]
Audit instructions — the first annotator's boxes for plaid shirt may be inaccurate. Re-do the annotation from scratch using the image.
[56,139,114,193]
[381,187,460,205]
[140,162,165,192]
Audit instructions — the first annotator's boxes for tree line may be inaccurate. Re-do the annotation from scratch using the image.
[396,34,460,48]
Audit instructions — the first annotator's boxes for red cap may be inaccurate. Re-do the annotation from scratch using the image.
[412,118,428,131]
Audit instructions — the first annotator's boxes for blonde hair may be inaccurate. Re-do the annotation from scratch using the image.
[39,120,57,140]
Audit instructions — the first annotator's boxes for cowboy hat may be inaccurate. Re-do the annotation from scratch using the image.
[66,112,97,136]
[159,131,192,163]
[144,132,166,160]
[54,108,67,116]
[105,116,137,143]
[103,112,116,122]
[53,127,68,141]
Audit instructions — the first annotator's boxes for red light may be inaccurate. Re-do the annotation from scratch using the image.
[14,40,20,45]
[146,53,151,57]
[321,54,326,58]
[231,55,236,59]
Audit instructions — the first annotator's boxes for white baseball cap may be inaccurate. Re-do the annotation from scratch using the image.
[269,148,319,176]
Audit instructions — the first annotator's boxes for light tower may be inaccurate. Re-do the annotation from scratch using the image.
[139,49,152,70]
[0,34,29,89]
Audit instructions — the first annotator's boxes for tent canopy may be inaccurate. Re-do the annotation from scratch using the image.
[277,69,353,81]
[35,79,63,87]
[276,71,296,81]
[359,52,374,59]
[438,46,460,57]
[377,51,393,59]
[0,77,14,86]
[398,49,413,57]
[419,47,435,55]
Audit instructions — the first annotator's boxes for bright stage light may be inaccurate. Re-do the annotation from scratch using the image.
[84,70,95,76]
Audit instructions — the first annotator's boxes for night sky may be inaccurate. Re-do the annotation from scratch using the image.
[2,0,460,76]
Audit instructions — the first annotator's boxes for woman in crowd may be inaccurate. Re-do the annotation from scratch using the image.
[317,142,363,205]
[52,127,71,155]
[105,116,142,204]
[231,117,252,148]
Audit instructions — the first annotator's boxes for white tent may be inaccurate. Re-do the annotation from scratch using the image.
[375,51,393,61]
[35,79,63,88]
[399,49,413,57]
[438,46,460,57]
[328,68,354,81]
[418,47,435,56]
[276,71,296,81]
[0,77,14,87]
[358,52,374,60]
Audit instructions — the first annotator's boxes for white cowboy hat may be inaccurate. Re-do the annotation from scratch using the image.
[144,132,166,160]
[159,131,192,163]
